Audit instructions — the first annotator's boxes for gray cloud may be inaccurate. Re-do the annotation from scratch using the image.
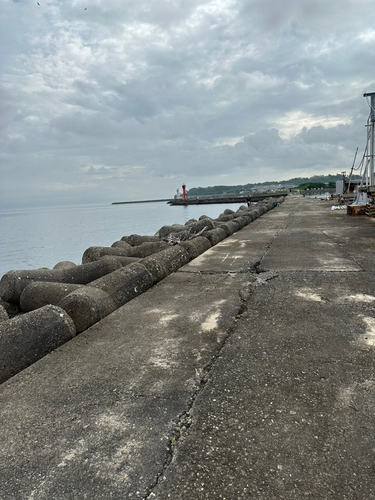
[1,0,375,208]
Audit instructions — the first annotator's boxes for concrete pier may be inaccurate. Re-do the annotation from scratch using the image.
[1,197,375,499]
[168,192,287,205]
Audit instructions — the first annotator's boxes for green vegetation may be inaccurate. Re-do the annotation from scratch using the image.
[187,174,359,197]
[297,182,327,190]
[188,184,254,196]
[297,180,340,190]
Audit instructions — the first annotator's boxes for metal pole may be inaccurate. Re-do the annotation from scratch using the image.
[364,92,375,187]
[371,121,375,186]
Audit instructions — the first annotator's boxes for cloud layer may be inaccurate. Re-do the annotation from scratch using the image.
[1,0,375,207]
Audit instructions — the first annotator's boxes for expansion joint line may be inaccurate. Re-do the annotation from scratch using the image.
[320,229,364,270]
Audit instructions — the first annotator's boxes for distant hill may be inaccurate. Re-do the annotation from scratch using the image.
[187,174,361,196]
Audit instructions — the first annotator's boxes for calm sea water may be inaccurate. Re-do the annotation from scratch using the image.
[305,191,333,199]
[0,201,240,278]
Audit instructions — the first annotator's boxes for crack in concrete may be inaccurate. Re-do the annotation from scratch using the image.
[144,201,290,497]
[178,269,254,275]
[144,281,254,499]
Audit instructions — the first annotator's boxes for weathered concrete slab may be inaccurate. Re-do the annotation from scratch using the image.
[320,225,375,271]
[180,229,277,273]
[261,230,362,271]
[152,270,375,499]
[151,199,375,499]
[180,210,291,273]
[0,271,248,499]
[260,203,364,273]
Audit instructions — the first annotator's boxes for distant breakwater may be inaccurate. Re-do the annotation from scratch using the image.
[112,199,172,205]
[0,197,285,385]
[168,192,287,205]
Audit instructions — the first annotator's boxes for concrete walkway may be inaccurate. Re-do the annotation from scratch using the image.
[1,197,375,499]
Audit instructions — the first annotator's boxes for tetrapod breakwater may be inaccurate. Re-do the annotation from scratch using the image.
[0,197,284,385]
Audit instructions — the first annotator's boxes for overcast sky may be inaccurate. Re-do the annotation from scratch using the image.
[1,0,375,208]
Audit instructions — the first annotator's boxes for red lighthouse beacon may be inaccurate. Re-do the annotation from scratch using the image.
[182,184,187,200]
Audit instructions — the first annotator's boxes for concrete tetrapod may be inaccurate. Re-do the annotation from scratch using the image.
[0,257,123,305]
[217,219,242,234]
[178,236,212,260]
[204,227,228,246]
[163,220,215,243]
[249,207,262,219]
[258,205,268,215]
[0,298,19,318]
[53,261,77,270]
[0,305,8,321]
[59,263,154,333]
[157,224,187,238]
[212,222,235,237]
[111,240,132,249]
[157,219,215,239]
[216,213,237,222]
[20,282,84,313]
[0,305,76,384]
[94,256,138,267]
[82,241,168,263]
[121,234,160,246]
[241,213,255,224]
[140,245,190,283]
[98,256,141,267]
[233,215,248,229]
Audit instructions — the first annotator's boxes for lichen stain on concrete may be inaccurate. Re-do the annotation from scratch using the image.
[334,380,375,414]
[143,309,180,327]
[94,439,141,482]
[183,252,210,267]
[57,438,87,468]
[315,252,344,264]
[191,348,203,362]
[96,412,131,432]
[334,384,356,409]
[146,308,164,315]
[295,288,324,302]
[218,239,237,246]
[345,293,375,303]
[28,480,48,500]
[158,313,179,327]
[359,316,375,346]
[197,299,226,333]
[201,313,218,331]
[59,418,139,483]
[149,339,180,368]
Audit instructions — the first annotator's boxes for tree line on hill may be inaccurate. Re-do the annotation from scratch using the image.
[187,174,361,197]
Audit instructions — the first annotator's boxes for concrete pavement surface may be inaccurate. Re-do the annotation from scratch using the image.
[1,197,375,499]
